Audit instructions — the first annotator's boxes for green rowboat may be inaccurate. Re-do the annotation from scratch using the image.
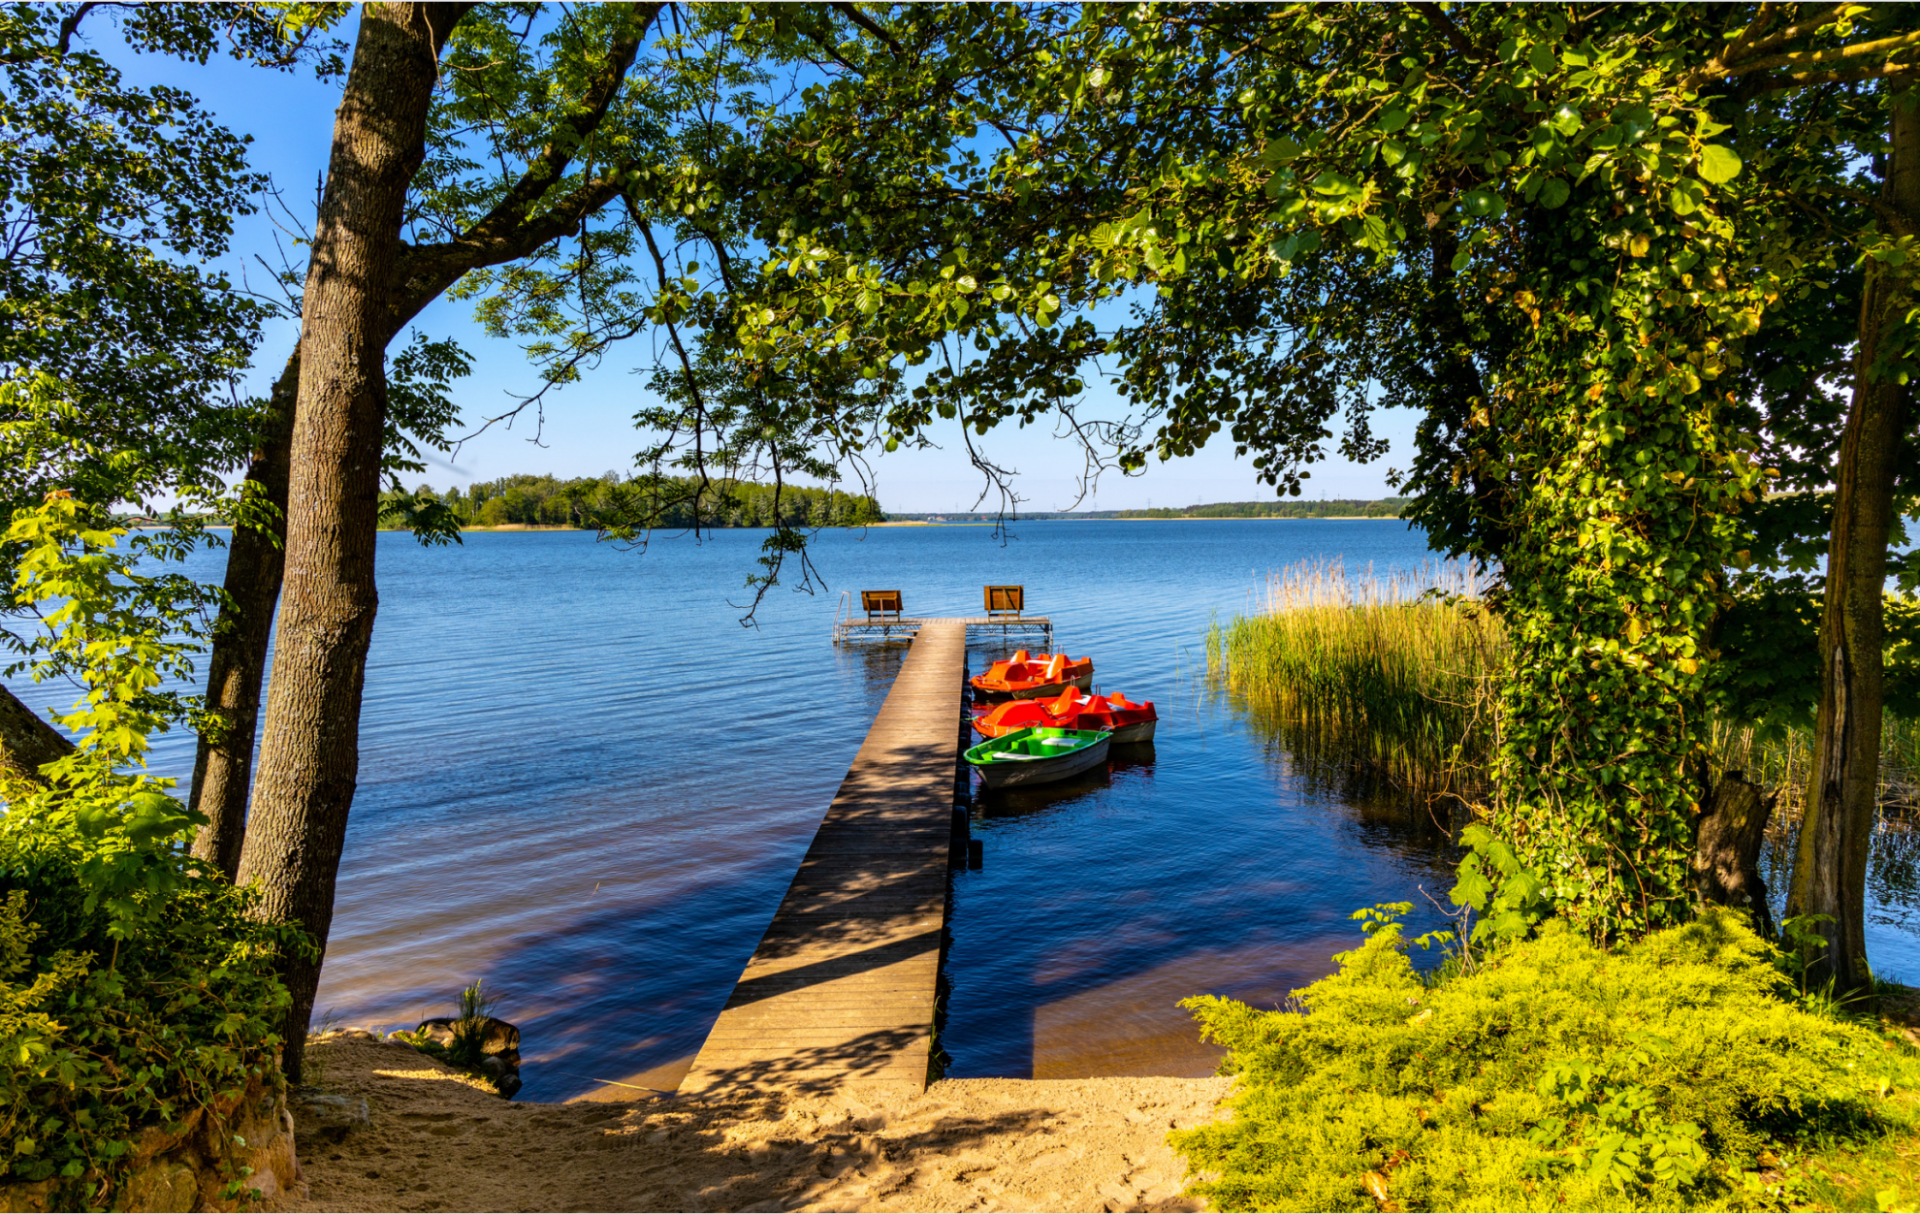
[963,726,1111,789]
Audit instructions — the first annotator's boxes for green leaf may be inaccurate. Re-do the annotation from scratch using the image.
[1460,188,1506,219]
[1538,178,1571,209]
[1698,144,1742,184]
[1261,135,1303,164]
[1528,43,1554,75]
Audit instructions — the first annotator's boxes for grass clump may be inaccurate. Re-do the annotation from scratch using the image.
[1173,908,1920,1212]
[445,980,496,1069]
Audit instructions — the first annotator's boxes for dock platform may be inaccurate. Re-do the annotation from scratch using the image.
[681,620,968,1094]
[833,612,1051,647]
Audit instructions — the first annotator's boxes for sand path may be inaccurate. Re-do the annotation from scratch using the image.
[289,1036,1231,1213]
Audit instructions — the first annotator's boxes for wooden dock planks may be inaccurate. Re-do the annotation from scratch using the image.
[680,621,966,1094]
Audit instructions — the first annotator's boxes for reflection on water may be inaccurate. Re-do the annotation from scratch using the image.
[944,621,1463,1080]
[1754,813,1920,982]
[130,519,1920,1099]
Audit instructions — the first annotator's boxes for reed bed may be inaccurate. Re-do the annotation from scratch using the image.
[1206,559,1503,799]
[1210,561,1920,816]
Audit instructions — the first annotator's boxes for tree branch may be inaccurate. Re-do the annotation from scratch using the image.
[832,2,906,58]
[1751,61,1920,92]
[467,6,655,233]
[1413,2,1486,64]
[390,5,663,326]
[394,173,627,325]
[1726,25,1920,80]
[1729,2,1853,63]
[54,2,100,56]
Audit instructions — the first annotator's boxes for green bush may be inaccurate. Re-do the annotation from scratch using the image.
[1173,909,1916,1212]
[0,491,305,1207]
[0,839,299,1207]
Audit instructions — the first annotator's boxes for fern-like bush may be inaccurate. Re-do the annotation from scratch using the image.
[1174,909,1918,1212]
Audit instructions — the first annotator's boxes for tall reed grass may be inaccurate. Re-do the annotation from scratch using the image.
[1206,560,1502,799]
[1210,560,1920,815]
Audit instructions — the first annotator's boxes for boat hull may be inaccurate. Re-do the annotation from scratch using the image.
[973,734,1111,788]
[1108,719,1156,744]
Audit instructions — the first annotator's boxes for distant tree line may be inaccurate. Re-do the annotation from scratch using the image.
[1114,498,1410,520]
[380,473,885,530]
[884,498,1410,522]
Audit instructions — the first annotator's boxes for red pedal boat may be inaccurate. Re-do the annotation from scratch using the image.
[972,686,1157,743]
[969,650,1095,700]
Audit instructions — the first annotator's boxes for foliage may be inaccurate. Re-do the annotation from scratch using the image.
[696,3,1854,934]
[1173,908,1918,1213]
[413,472,884,533]
[375,333,475,548]
[0,852,298,1207]
[0,494,303,1206]
[1,483,218,763]
[0,4,276,568]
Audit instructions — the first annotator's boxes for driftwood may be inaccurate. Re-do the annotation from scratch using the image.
[0,681,72,787]
[1692,771,1777,938]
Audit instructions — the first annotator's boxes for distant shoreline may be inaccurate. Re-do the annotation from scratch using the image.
[136,517,1396,533]
[387,515,1404,532]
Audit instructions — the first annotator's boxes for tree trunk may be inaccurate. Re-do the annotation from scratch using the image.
[189,348,299,878]
[0,681,73,788]
[235,2,469,1084]
[1786,90,1920,995]
[1692,772,1776,938]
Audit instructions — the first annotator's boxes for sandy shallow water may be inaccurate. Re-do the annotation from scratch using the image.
[289,1035,1232,1213]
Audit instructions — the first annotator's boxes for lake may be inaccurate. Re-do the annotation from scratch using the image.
[126,519,1920,1101]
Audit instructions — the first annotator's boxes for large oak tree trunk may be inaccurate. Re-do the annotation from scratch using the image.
[189,348,298,879]
[1786,90,1920,995]
[235,2,468,1083]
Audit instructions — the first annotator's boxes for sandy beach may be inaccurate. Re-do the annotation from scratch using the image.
[289,1035,1230,1213]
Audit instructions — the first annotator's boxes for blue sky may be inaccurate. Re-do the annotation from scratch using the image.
[109,12,1417,514]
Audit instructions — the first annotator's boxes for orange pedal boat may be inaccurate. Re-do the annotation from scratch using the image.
[972,686,1157,743]
[969,650,1095,700]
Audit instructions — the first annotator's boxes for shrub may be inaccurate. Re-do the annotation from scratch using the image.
[1173,908,1917,1212]
[0,493,306,1206]
[0,836,300,1207]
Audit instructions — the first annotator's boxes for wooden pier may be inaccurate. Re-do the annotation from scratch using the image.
[680,620,968,1094]
[832,614,1052,645]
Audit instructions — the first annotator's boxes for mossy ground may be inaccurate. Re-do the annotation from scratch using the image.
[1792,986,1920,1213]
